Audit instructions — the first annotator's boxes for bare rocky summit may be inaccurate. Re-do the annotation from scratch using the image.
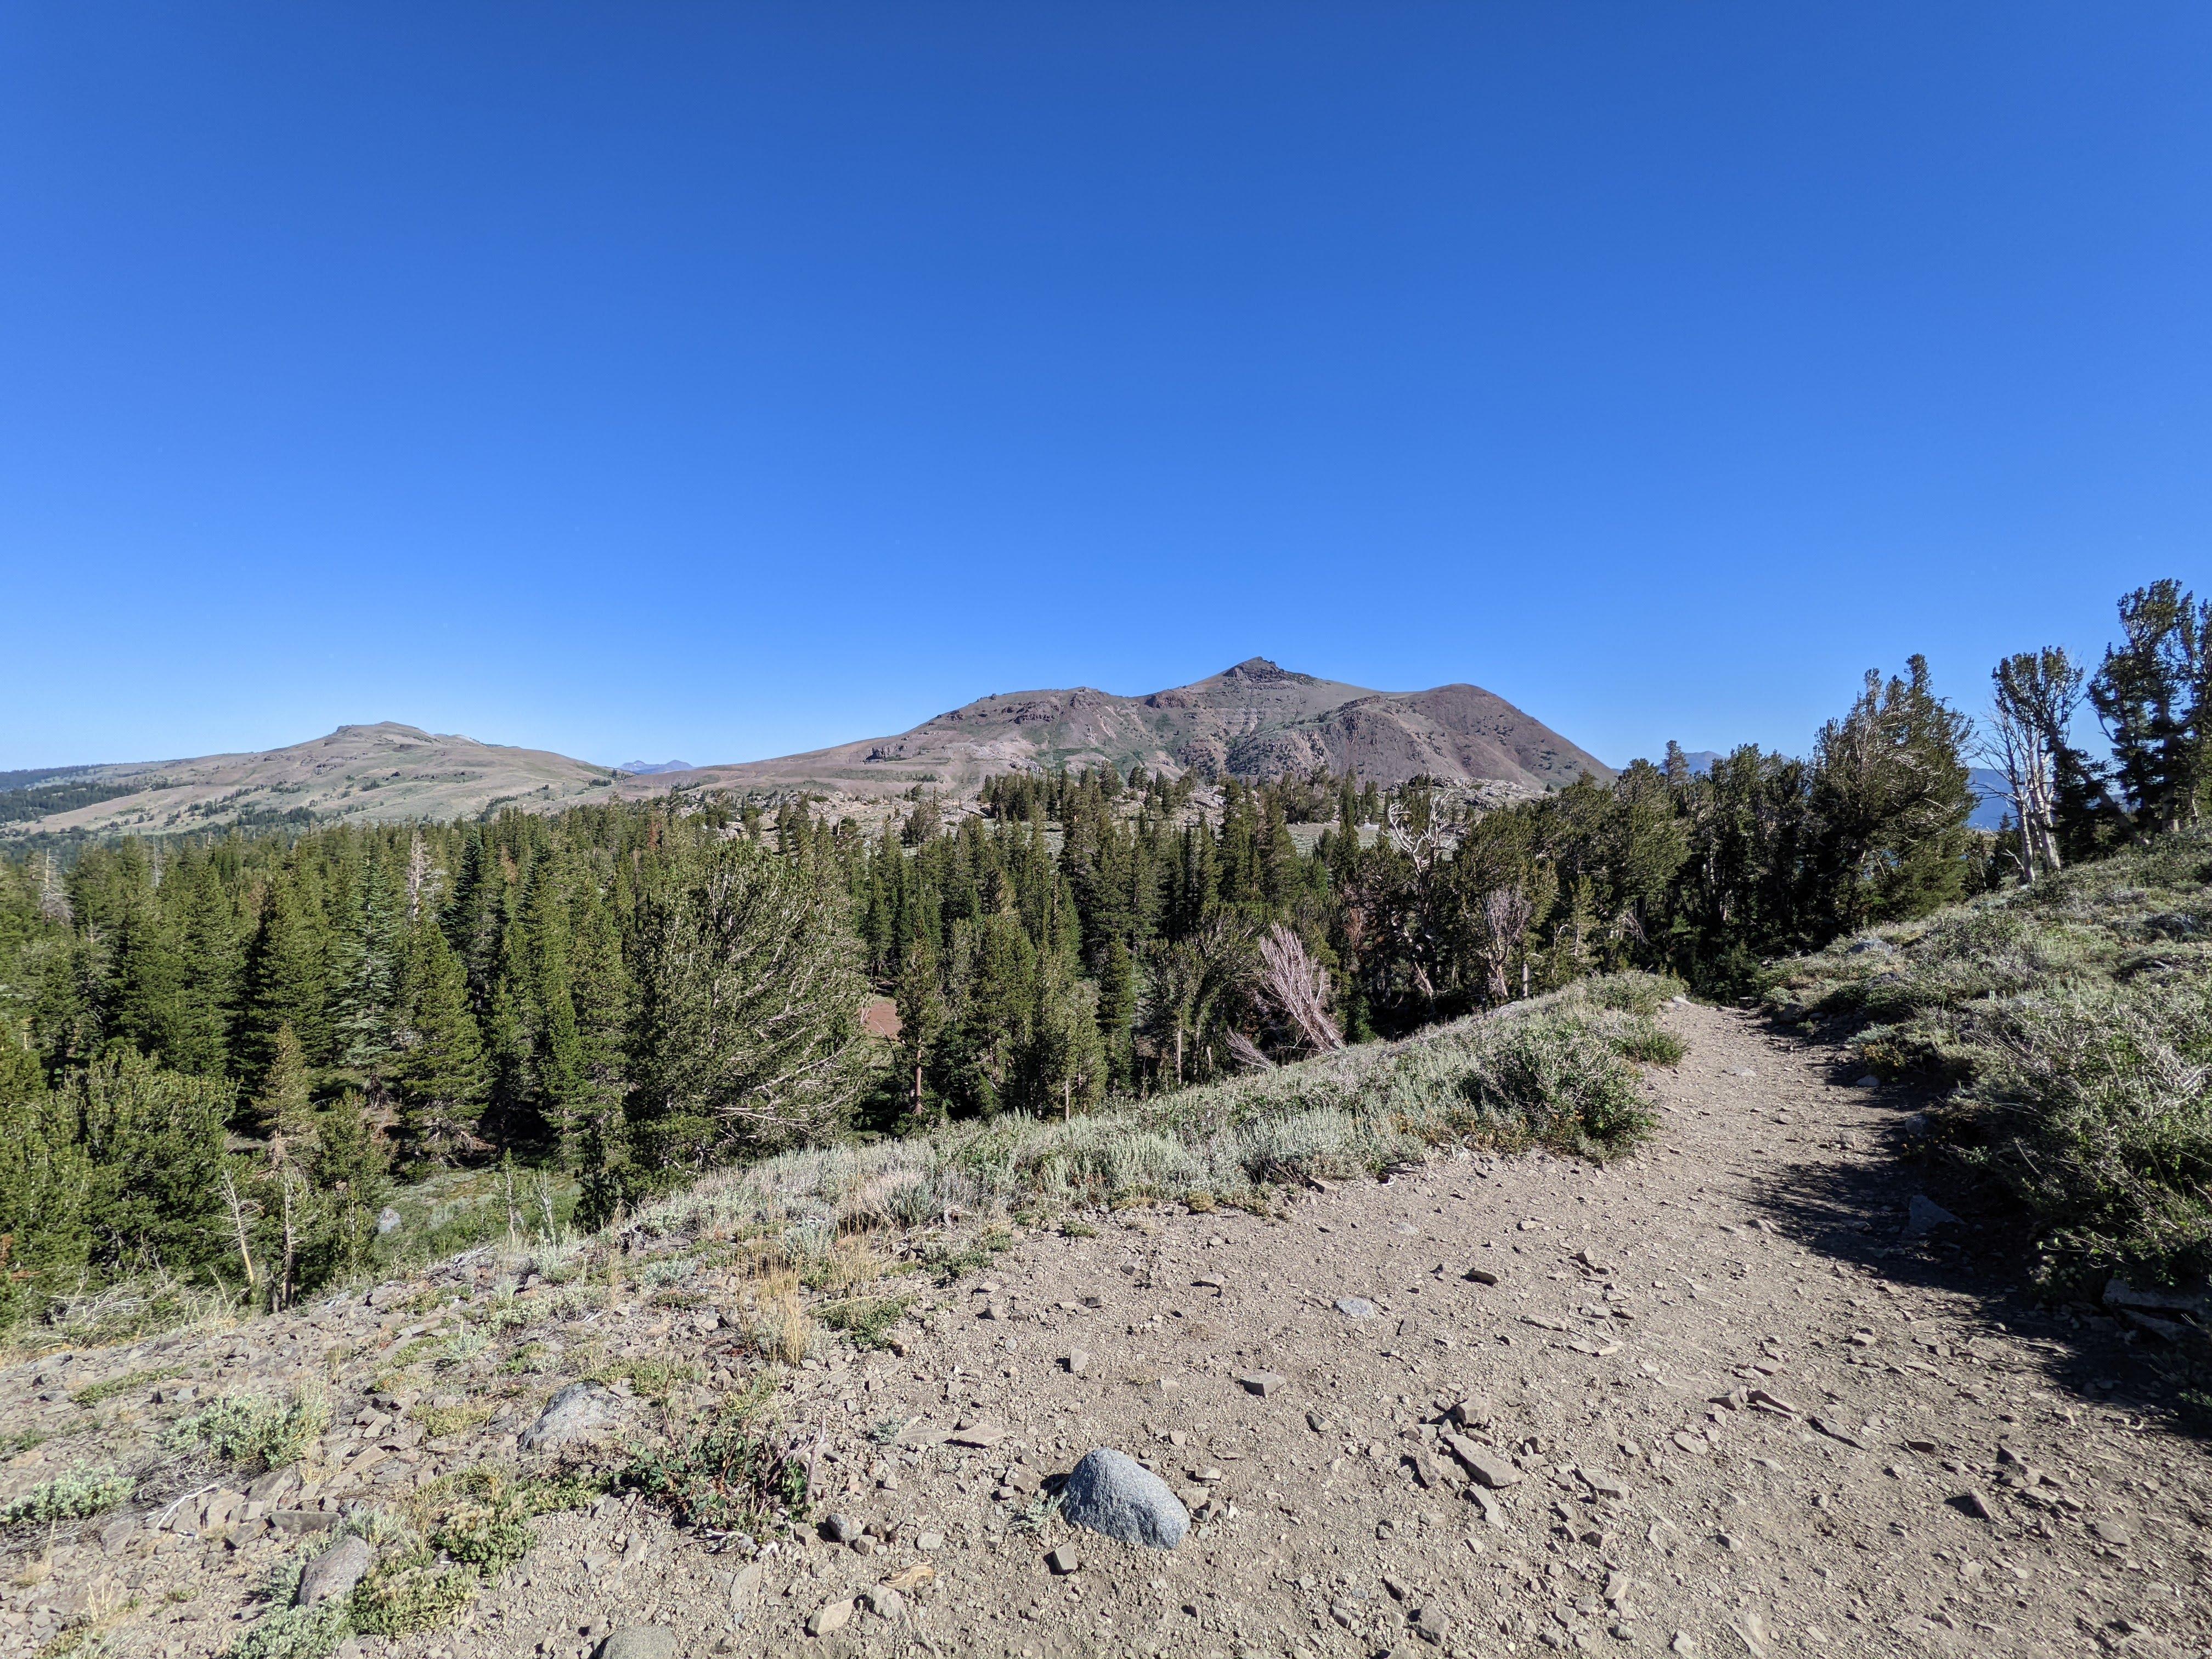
[4,1004,2205,1659]
[618,659,1613,799]
[9,660,1609,846]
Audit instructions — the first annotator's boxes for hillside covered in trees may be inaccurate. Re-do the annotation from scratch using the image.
[2,579,2205,1333]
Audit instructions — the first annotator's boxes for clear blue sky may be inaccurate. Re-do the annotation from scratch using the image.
[3,4,2207,772]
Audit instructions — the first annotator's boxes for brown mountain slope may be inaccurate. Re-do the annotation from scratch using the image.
[628,658,1611,798]
[1,723,617,841]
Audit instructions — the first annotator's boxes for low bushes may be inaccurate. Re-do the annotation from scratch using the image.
[1765,832,2212,1288]
[168,1389,331,1474]
[0,1466,133,1525]
[627,972,1675,1257]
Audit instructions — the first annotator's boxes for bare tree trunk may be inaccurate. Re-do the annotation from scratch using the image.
[276,1169,298,1312]
[220,1169,258,1293]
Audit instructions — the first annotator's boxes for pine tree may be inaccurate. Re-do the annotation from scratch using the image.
[236,876,331,1086]
[300,1092,390,1289]
[395,914,488,1160]
[893,935,951,1116]
[1810,656,1976,932]
[625,838,870,1177]
[2089,580,2210,834]
[1015,951,1106,1119]
[1095,934,1136,1093]
[251,1023,315,1147]
[109,892,189,1068]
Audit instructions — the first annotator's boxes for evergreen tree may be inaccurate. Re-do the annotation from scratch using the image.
[893,935,951,1116]
[1809,656,1977,932]
[236,876,331,1087]
[395,913,488,1160]
[1015,951,1106,1118]
[624,838,870,1181]
[299,1092,390,1288]
[2089,579,2209,833]
[250,1023,315,1147]
[1095,934,1136,1093]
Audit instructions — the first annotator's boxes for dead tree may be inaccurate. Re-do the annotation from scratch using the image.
[1257,924,1345,1053]
[1479,884,1535,1005]
[1985,648,2079,884]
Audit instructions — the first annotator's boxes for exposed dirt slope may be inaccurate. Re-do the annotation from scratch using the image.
[5,1006,2207,1659]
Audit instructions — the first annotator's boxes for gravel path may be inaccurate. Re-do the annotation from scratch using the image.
[5,1002,2208,1658]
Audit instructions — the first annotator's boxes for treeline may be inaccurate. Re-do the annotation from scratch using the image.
[0,809,864,1317]
[1,577,2201,1322]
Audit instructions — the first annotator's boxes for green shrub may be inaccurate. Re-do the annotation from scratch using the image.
[1762,827,2212,1285]
[0,1466,133,1524]
[618,1420,808,1533]
[168,1389,331,1472]
[1963,980,2212,1282]
[69,1365,184,1407]
[817,1294,912,1351]
[425,1474,534,1576]
[225,1601,349,1659]
[1604,1015,1686,1066]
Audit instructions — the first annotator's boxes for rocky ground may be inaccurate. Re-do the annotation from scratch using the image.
[4,1002,2208,1659]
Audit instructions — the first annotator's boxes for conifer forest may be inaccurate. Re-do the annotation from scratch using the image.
[2,579,2206,1325]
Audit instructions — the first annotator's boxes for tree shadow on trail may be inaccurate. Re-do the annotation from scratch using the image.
[1734,1060,2211,1441]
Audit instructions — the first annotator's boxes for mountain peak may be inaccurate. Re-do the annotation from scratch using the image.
[1220,656,1300,684]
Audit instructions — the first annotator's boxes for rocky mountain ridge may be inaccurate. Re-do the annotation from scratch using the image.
[620,658,1612,800]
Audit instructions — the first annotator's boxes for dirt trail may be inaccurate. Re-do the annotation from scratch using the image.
[8,1004,2209,1659]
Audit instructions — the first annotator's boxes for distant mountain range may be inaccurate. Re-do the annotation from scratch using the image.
[2,660,1613,843]
[620,658,1611,800]
[0,724,616,843]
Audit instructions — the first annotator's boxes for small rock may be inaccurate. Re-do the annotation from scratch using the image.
[2089,1518,2132,1547]
[916,1531,944,1551]
[595,1629,676,1659]
[1062,1350,1090,1375]
[850,1534,877,1556]
[1046,1545,1081,1575]
[1671,1635,1697,1656]
[1335,1297,1378,1319]
[1905,1195,1961,1236]
[806,1599,855,1638]
[297,1535,374,1606]
[1059,1447,1190,1550]
[1442,1434,1521,1489]
[859,1585,904,1619]
[1464,1266,1500,1286]
[821,1512,862,1543]
[520,1383,623,1453]
[1954,1490,1996,1521]
[1852,1075,1880,1090]
[1238,1372,1288,1397]
[269,1510,341,1534]
[1410,1606,1452,1645]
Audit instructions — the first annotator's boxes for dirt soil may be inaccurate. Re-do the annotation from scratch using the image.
[5,1003,2209,1659]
